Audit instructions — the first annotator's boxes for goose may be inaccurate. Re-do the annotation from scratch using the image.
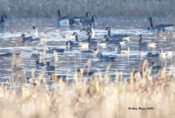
[139,35,157,48]
[46,47,65,53]
[147,17,175,32]
[32,25,39,39]
[21,34,40,43]
[80,15,97,27]
[81,24,95,38]
[50,74,67,82]
[105,27,130,41]
[31,51,41,60]
[104,34,121,44]
[159,49,173,58]
[36,59,44,68]
[57,9,70,27]
[69,12,90,27]
[116,45,130,54]
[150,62,161,74]
[46,62,55,72]
[66,41,79,49]
[0,15,7,30]
[77,68,95,77]
[97,52,116,62]
[0,52,20,57]
[146,52,159,58]
[72,32,89,49]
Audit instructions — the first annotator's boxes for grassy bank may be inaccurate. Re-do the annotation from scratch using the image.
[0,63,175,118]
[0,0,175,18]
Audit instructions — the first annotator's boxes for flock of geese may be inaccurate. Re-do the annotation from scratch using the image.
[0,9,175,82]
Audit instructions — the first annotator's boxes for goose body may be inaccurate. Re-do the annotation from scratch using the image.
[57,9,70,27]
[148,17,175,32]
[139,35,157,48]
[97,52,116,62]
[106,27,130,41]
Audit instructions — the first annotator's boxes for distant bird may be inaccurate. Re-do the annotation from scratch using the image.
[21,34,39,43]
[0,52,20,58]
[0,15,7,30]
[97,52,116,62]
[116,45,130,54]
[80,15,97,27]
[57,9,70,27]
[147,17,175,32]
[105,27,130,41]
[32,25,39,39]
[46,47,65,53]
[139,35,157,48]
[77,68,95,77]
[66,41,79,49]
[69,12,90,27]
[36,59,44,68]
[46,62,55,75]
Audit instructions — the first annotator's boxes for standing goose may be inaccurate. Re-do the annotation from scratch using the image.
[147,17,175,32]
[80,15,97,27]
[57,9,70,27]
[0,15,7,30]
[69,12,90,27]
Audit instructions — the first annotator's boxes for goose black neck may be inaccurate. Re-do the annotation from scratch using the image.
[91,16,95,22]
[58,10,61,18]
[108,28,111,37]
[149,17,153,28]
[75,34,79,41]
[86,12,89,17]
[88,35,92,42]
[139,37,142,44]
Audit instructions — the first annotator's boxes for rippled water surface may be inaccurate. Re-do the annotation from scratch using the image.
[0,18,175,87]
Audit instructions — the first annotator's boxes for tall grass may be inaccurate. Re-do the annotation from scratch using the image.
[0,63,175,118]
[0,0,175,18]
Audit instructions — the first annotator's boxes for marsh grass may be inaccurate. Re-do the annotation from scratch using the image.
[0,62,175,118]
[1,0,175,18]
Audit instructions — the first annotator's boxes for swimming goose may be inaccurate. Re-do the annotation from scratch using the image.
[139,35,157,48]
[31,51,41,60]
[146,52,159,58]
[46,47,65,53]
[36,59,44,68]
[97,52,116,62]
[81,24,95,38]
[0,15,7,30]
[159,49,173,58]
[57,9,70,27]
[50,74,67,82]
[0,52,20,57]
[105,27,130,41]
[77,68,95,77]
[104,34,121,44]
[147,17,175,32]
[21,34,40,43]
[116,45,130,54]
[72,32,89,49]
[66,41,79,49]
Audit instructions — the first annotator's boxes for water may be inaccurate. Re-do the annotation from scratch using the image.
[0,18,175,86]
